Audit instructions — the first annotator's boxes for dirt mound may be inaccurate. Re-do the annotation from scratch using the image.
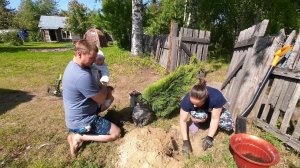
[116,126,183,168]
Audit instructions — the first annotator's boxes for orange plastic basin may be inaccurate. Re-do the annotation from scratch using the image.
[230,133,280,168]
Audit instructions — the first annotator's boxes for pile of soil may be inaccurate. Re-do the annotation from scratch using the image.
[116,126,183,168]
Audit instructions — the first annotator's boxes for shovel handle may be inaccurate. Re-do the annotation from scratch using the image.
[272,45,293,67]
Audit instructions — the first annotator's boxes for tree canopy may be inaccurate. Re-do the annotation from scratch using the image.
[66,0,89,36]
[144,0,300,54]
[0,0,15,29]
[13,0,58,31]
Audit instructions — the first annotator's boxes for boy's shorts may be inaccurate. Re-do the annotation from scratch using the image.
[68,116,111,135]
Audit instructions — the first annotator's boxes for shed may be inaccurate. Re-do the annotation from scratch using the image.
[38,15,72,42]
[83,28,108,48]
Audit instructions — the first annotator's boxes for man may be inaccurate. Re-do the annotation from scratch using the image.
[62,40,120,157]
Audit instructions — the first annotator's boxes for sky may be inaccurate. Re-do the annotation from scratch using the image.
[8,0,101,11]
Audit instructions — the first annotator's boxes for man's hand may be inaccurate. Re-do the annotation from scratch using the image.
[182,140,192,155]
[202,136,213,151]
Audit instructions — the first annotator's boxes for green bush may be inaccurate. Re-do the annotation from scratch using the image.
[0,31,23,46]
[28,31,42,42]
[142,63,201,118]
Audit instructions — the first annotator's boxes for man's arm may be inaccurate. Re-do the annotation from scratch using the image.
[91,85,108,104]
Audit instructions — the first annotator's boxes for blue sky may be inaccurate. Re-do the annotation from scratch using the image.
[8,0,101,11]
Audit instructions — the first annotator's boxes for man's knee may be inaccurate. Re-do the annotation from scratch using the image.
[111,130,120,140]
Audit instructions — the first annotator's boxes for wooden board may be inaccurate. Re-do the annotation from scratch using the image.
[196,30,205,60]
[280,82,300,133]
[269,79,290,127]
[202,31,210,61]
[256,119,300,152]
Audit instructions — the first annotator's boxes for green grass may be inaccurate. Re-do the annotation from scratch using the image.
[0,42,163,167]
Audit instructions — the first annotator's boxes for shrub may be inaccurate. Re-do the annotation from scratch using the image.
[142,63,201,118]
[28,31,42,42]
[0,31,23,46]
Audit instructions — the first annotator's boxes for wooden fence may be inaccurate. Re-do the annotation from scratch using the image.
[143,23,210,72]
[254,30,300,151]
[222,19,300,151]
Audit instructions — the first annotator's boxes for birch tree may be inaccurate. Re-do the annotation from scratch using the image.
[131,0,143,56]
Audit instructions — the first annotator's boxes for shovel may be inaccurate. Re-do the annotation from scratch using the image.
[235,45,293,134]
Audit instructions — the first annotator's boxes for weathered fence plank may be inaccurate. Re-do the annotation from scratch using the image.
[202,31,210,61]
[256,119,300,151]
[286,32,300,69]
[234,36,256,49]
[269,79,289,127]
[273,68,300,80]
[280,82,300,133]
[196,30,205,60]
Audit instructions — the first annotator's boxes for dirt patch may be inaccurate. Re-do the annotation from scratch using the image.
[116,126,183,168]
[110,68,161,108]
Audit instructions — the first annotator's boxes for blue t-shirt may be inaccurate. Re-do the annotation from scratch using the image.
[180,86,227,118]
[62,61,100,129]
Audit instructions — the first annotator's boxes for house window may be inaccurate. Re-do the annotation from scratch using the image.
[62,30,71,39]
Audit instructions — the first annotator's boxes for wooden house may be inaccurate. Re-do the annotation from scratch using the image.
[38,15,77,42]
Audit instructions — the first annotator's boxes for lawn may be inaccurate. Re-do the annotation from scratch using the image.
[0,42,299,167]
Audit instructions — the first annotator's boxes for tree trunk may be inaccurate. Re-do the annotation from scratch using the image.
[184,0,197,28]
[131,0,143,56]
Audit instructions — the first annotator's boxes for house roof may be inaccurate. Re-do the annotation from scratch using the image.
[38,15,67,29]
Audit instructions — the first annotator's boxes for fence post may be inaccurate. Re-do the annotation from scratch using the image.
[167,22,178,73]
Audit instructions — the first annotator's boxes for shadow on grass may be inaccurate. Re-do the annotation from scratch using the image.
[104,107,134,137]
[0,88,35,115]
[0,43,73,53]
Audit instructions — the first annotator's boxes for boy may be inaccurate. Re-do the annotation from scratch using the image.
[91,50,113,110]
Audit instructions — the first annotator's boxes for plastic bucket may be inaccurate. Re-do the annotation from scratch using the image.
[230,133,280,168]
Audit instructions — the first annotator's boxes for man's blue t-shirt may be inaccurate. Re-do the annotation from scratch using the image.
[180,86,227,118]
[62,61,100,129]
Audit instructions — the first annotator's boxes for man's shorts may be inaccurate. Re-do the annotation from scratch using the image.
[68,116,111,135]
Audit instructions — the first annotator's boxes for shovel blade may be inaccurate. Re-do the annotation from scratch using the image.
[235,116,247,134]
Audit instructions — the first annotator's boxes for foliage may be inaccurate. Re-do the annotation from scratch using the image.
[35,0,58,15]
[0,31,23,46]
[142,63,200,118]
[66,0,89,36]
[101,0,132,49]
[13,0,58,42]
[14,0,58,31]
[86,9,102,28]
[144,0,185,35]
[0,0,15,29]
[144,0,300,55]
[28,31,42,42]
[13,0,39,31]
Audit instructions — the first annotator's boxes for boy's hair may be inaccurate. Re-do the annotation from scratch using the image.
[73,39,98,54]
